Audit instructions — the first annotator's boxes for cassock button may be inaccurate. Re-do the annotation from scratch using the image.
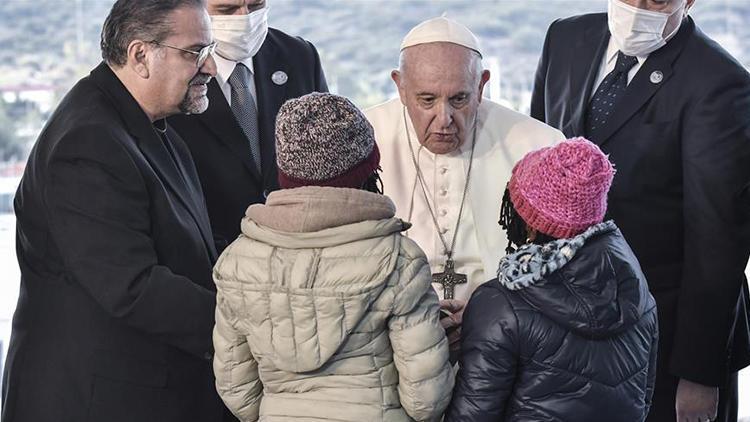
[271,70,288,86]
[439,189,448,197]
[440,209,448,216]
[440,227,448,234]
[440,167,448,175]
[650,71,663,84]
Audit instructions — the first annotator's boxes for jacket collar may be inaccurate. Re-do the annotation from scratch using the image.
[252,31,286,189]
[89,62,157,141]
[565,13,611,137]
[242,187,408,249]
[247,186,397,233]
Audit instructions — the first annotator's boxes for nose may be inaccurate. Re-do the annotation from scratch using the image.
[235,0,262,15]
[435,101,453,129]
[201,54,218,77]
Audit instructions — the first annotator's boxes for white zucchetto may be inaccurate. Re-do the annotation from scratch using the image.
[400,16,482,57]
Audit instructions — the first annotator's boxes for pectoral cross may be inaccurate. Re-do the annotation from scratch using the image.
[432,259,467,300]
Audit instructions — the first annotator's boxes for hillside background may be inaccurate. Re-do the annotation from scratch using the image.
[0,0,748,160]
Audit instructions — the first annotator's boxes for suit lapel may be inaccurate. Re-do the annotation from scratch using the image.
[568,18,610,137]
[591,18,695,146]
[88,63,218,260]
[137,129,219,259]
[163,130,218,261]
[196,78,263,181]
[254,37,287,190]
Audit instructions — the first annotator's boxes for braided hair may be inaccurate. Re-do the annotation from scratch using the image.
[498,187,556,254]
[360,168,384,194]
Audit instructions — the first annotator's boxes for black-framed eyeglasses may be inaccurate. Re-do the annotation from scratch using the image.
[150,41,217,68]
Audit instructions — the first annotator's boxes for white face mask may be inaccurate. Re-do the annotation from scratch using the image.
[608,0,686,57]
[210,7,269,62]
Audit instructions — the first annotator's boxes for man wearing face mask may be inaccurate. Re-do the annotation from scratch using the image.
[531,1,750,421]
[170,0,328,253]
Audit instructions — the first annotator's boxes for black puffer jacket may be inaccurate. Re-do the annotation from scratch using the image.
[445,221,658,422]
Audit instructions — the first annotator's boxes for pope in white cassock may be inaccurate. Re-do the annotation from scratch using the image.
[365,17,564,308]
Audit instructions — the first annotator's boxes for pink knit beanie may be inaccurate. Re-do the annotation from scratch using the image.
[508,137,615,239]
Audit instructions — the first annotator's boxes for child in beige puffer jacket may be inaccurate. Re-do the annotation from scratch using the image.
[212,93,454,422]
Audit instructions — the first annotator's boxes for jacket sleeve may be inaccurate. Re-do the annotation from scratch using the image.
[670,66,750,386]
[388,251,454,421]
[645,319,659,413]
[43,126,216,358]
[444,285,519,422]
[213,291,263,422]
[530,19,559,123]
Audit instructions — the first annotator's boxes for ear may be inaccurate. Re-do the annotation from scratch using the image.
[686,0,697,10]
[477,69,491,103]
[391,70,407,106]
[127,40,152,79]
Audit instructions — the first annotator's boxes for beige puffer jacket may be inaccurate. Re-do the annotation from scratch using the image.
[212,186,454,422]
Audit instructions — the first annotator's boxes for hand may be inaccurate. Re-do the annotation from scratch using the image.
[439,299,466,363]
[439,299,465,330]
[675,378,718,422]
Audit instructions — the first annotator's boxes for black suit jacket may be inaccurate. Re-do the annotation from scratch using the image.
[169,28,328,252]
[1,63,225,422]
[531,14,750,386]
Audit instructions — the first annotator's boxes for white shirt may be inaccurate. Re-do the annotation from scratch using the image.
[590,38,648,98]
[213,53,258,108]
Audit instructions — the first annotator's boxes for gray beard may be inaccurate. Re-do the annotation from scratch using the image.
[180,74,212,115]
[179,93,208,115]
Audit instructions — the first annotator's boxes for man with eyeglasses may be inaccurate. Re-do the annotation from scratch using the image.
[1,1,235,421]
[170,0,328,254]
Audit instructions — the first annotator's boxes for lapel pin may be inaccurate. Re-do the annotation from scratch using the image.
[650,71,664,84]
[271,70,288,86]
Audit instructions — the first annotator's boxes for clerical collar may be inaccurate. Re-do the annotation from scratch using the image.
[153,118,168,134]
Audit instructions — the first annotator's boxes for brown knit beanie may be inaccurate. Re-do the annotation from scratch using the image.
[275,92,380,189]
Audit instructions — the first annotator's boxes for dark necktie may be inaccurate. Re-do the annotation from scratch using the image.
[228,63,262,173]
[585,52,639,137]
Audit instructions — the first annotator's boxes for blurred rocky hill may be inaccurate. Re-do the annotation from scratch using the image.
[0,0,747,157]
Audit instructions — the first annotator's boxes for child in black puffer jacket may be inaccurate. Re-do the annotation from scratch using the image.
[445,138,658,422]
